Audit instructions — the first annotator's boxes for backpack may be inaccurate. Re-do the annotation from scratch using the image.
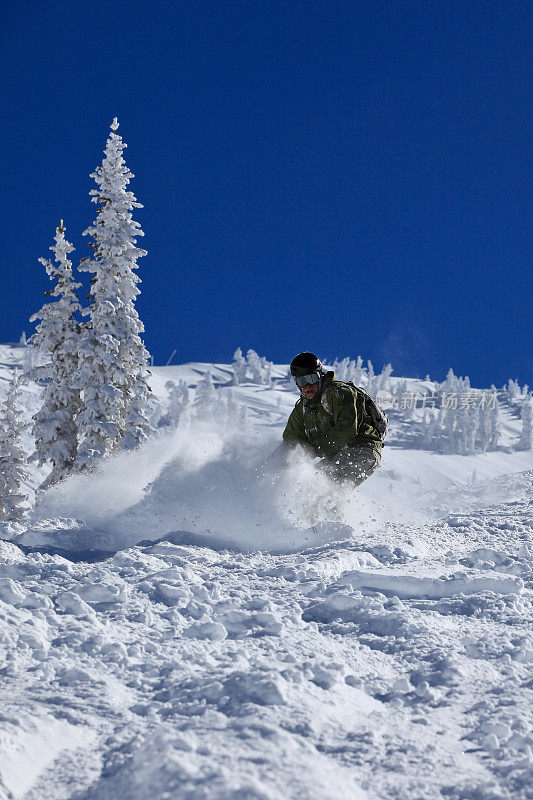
[345,381,388,442]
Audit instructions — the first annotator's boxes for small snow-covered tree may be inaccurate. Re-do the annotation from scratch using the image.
[332,356,368,387]
[517,396,532,450]
[351,356,364,385]
[232,348,247,384]
[0,371,28,521]
[160,379,189,427]
[487,389,500,450]
[343,359,355,382]
[29,221,82,487]
[366,360,376,396]
[477,403,490,452]
[262,360,272,388]
[75,118,153,469]
[246,349,264,384]
[455,406,468,455]
[441,368,459,394]
[225,389,239,420]
[424,413,438,451]
[505,378,521,399]
[216,389,242,430]
[467,405,480,454]
[375,363,393,394]
[23,339,33,376]
[333,357,349,381]
[240,349,274,385]
[194,371,217,419]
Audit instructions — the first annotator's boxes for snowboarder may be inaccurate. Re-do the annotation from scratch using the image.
[275,352,387,485]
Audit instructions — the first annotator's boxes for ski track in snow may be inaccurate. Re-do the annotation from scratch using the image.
[0,350,532,799]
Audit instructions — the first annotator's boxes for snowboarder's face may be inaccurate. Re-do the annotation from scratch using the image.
[300,381,320,400]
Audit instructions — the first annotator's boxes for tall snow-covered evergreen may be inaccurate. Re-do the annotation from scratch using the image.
[0,371,28,521]
[75,118,153,469]
[29,221,82,487]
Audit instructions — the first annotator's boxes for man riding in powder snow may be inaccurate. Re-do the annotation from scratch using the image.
[280,352,386,486]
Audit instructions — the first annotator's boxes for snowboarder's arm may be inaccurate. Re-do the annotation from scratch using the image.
[282,403,307,447]
[259,440,293,474]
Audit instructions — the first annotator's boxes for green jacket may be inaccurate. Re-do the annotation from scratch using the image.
[283,371,382,457]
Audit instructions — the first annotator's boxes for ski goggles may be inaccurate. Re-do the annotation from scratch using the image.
[294,372,320,388]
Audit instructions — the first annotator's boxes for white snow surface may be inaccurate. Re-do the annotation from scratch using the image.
[0,344,532,799]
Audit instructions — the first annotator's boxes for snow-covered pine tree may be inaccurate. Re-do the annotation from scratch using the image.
[333,357,349,381]
[225,389,239,424]
[260,360,271,387]
[438,405,455,454]
[246,350,264,384]
[344,359,355,382]
[214,389,241,430]
[163,379,189,427]
[441,368,459,394]
[0,371,28,521]
[29,221,82,487]
[424,414,438,451]
[366,360,376,396]
[23,338,33,376]
[351,356,364,385]
[517,395,532,450]
[477,408,488,453]
[231,348,247,385]
[467,405,480,454]
[488,388,500,450]
[75,118,153,468]
[394,379,408,406]
[194,371,217,420]
[505,378,520,399]
[375,363,393,394]
[453,405,466,454]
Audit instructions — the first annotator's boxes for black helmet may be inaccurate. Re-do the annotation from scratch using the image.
[290,352,323,378]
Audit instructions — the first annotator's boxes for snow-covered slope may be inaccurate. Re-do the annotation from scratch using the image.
[0,344,531,799]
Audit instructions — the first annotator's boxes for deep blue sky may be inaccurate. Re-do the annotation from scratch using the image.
[1,1,531,387]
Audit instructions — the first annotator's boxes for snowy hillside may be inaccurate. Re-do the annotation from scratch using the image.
[0,343,532,799]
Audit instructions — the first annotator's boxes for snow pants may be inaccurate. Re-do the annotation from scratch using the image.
[320,444,381,486]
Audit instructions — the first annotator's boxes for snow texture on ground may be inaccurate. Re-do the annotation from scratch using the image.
[0,347,532,799]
